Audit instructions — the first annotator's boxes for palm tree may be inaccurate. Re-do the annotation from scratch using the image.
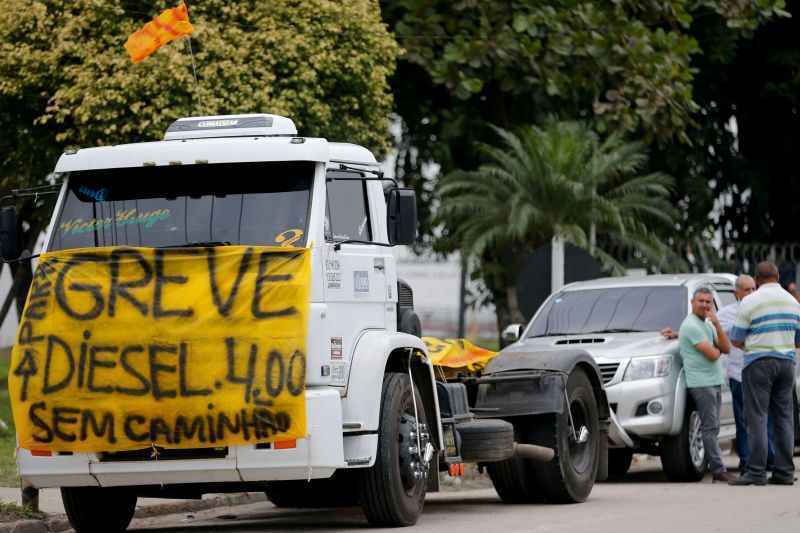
[437,119,681,327]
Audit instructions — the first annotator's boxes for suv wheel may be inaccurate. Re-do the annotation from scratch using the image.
[660,402,706,482]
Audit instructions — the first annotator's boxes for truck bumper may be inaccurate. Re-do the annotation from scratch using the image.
[19,388,346,489]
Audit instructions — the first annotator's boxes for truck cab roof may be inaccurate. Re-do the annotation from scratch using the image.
[54,113,378,173]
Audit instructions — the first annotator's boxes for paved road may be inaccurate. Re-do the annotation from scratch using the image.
[128,456,800,533]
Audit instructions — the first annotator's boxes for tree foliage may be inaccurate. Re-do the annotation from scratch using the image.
[0,0,400,191]
[437,120,680,325]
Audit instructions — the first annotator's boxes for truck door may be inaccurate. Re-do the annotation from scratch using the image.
[322,172,388,386]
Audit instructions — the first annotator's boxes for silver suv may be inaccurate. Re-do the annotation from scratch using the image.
[503,274,800,481]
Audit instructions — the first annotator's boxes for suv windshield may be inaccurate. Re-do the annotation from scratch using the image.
[527,286,688,337]
[49,161,313,250]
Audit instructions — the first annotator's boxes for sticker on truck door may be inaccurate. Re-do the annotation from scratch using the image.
[354,270,369,295]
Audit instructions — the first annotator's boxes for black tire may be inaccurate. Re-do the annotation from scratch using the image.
[487,368,600,504]
[660,400,706,482]
[530,368,600,503]
[486,422,547,504]
[61,487,137,533]
[358,372,429,526]
[265,471,359,508]
[457,419,514,463]
[606,449,634,480]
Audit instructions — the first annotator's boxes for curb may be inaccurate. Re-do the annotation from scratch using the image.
[0,492,268,533]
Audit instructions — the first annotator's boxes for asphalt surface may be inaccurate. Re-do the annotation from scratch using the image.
[126,455,800,533]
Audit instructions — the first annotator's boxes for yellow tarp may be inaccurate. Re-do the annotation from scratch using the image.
[9,246,309,453]
[423,337,497,372]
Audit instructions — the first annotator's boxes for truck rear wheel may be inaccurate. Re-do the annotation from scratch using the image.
[61,487,137,533]
[531,368,600,503]
[488,368,600,504]
[660,401,706,481]
[358,372,430,526]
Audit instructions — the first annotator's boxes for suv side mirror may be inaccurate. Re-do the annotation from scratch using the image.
[0,205,19,260]
[501,324,524,344]
[386,187,417,245]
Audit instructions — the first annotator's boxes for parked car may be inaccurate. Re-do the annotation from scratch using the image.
[501,273,800,481]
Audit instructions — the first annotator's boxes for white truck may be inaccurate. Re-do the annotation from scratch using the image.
[0,114,610,532]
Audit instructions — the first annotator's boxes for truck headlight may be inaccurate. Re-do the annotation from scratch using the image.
[624,355,671,381]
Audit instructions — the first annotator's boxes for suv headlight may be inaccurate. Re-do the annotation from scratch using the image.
[624,355,672,381]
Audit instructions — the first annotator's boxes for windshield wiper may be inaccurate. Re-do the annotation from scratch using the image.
[332,239,395,251]
[160,241,232,248]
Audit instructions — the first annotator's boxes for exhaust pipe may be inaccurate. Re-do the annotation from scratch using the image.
[513,443,555,462]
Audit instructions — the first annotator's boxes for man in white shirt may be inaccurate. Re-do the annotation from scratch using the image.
[717,274,756,470]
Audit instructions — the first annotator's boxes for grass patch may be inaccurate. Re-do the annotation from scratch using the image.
[0,347,18,486]
[0,501,46,522]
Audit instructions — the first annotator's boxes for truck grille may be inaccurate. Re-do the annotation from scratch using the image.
[98,447,228,462]
[598,363,620,384]
[398,281,414,308]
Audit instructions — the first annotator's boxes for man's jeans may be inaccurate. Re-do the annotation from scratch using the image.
[688,386,725,474]
[730,378,775,469]
[742,357,796,481]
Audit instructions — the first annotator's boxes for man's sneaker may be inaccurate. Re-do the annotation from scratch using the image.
[728,475,767,486]
[712,471,736,483]
[767,475,795,486]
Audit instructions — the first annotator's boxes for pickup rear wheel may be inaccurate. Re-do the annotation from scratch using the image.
[358,372,430,526]
[660,401,706,481]
[61,487,137,533]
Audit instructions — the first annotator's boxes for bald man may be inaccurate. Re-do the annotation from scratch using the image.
[718,274,759,469]
[729,262,800,486]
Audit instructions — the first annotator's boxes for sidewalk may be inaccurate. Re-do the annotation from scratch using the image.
[0,486,266,515]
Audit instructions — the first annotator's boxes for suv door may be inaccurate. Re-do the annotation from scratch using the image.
[712,284,736,435]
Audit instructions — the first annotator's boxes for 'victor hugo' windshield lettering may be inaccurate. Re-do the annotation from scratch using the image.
[59,208,171,236]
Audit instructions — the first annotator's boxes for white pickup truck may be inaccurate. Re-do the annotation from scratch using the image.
[1,114,610,532]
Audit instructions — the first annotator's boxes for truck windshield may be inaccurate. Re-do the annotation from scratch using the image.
[527,286,688,337]
[49,161,313,250]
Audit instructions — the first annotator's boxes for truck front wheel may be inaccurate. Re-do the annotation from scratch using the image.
[358,372,430,527]
[61,486,137,533]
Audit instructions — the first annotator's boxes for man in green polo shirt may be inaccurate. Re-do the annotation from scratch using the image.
[678,286,734,482]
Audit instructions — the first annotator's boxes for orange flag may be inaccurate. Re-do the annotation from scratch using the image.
[124,2,193,63]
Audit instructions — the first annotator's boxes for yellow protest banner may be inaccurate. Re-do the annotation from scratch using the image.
[9,246,310,453]
[422,337,497,371]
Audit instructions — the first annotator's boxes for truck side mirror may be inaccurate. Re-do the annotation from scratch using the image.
[386,187,417,245]
[0,205,20,260]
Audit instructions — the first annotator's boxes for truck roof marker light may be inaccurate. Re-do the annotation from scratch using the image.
[274,439,297,450]
[168,160,182,166]
[64,147,78,155]
[143,161,156,166]
[195,159,208,164]
[290,138,305,144]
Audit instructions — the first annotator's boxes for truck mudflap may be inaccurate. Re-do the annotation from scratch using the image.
[19,388,346,488]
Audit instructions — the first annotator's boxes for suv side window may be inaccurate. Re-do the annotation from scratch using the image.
[325,171,372,242]
[717,290,736,308]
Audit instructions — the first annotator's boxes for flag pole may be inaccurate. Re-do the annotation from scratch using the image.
[183,1,200,112]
